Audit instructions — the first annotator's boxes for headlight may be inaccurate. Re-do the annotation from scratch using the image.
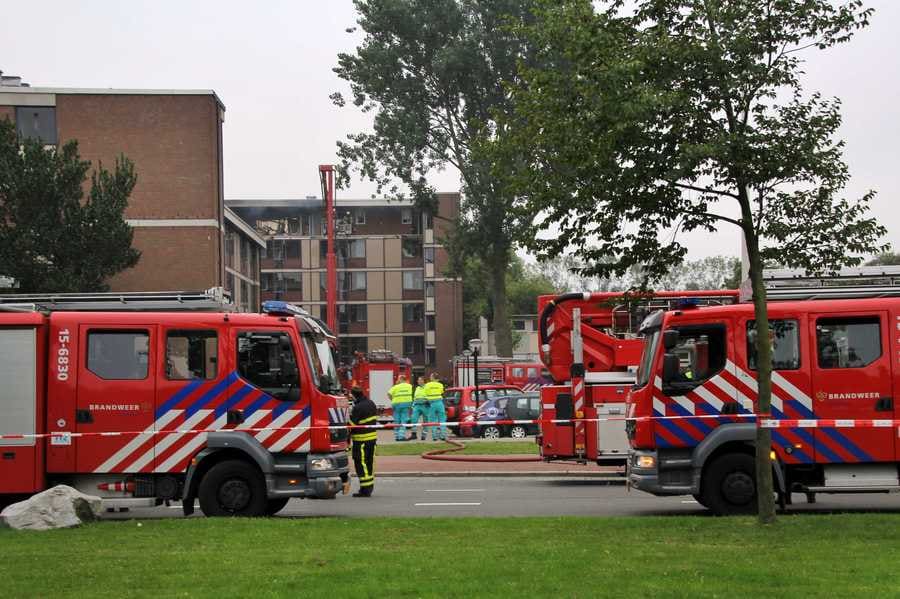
[635,455,656,469]
[309,458,335,471]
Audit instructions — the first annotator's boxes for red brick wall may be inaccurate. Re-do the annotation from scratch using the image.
[56,94,221,220]
[434,279,463,379]
[54,94,224,291]
[0,106,14,123]
[106,226,220,291]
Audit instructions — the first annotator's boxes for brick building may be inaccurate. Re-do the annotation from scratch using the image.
[0,77,260,305]
[227,194,464,377]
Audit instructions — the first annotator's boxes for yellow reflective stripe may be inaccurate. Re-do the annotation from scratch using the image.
[358,415,378,424]
[352,433,378,441]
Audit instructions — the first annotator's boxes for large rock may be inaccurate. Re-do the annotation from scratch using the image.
[0,485,102,531]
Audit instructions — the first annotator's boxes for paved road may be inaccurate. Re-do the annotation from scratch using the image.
[112,477,900,519]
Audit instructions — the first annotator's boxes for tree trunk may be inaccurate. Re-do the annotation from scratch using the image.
[746,228,776,524]
[491,254,513,357]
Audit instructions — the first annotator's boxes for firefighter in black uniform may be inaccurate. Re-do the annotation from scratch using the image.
[349,386,378,497]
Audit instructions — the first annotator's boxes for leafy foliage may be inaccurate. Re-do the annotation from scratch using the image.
[502,0,885,523]
[865,252,900,266]
[333,0,542,355]
[0,118,140,292]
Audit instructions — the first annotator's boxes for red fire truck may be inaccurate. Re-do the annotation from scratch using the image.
[537,290,740,465]
[452,356,551,391]
[627,267,900,514]
[0,291,350,517]
[340,349,412,418]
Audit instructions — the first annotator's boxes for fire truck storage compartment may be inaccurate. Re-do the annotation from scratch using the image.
[369,369,394,410]
[594,403,629,460]
[0,327,39,494]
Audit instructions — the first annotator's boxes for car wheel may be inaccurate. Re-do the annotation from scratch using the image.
[482,425,501,439]
[198,459,268,517]
[265,498,290,516]
[700,453,756,516]
[510,425,527,439]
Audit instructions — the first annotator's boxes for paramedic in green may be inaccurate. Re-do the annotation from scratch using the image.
[388,374,413,441]
[349,386,377,497]
[410,375,430,440]
[423,372,447,441]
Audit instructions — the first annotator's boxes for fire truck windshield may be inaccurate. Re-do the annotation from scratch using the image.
[302,335,342,394]
[634,328,661,389]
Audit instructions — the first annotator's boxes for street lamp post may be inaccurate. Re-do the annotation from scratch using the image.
[461,349,472,387]
[468,338,483,400]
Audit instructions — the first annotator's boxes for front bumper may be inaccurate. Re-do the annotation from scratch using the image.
[628,449,697,496]
[266,451,349,499]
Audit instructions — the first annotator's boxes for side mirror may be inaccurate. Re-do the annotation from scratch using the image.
[663,329,679,351]
[662,353,680,383]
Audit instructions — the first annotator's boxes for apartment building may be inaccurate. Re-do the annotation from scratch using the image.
[0,75,259,303]
[227,194,464,377]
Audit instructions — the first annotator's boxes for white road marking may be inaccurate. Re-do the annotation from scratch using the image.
[681,500,698,504]
[415,502,482,507]
[424,489,485,493]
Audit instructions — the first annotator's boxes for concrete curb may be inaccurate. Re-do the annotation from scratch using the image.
[371,471,627,482]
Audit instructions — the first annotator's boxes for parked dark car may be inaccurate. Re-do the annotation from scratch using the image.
[443,385,522,437]
[473,388,537,439]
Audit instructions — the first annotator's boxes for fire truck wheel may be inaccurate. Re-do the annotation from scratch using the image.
[481,425,502,439]
[691,493,708,508]
[198,460,268,517]
[700,453,757,516]
[265,498,290,516]
[510,425,528,439]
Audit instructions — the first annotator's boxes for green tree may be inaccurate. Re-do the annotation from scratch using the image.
[332,0,540,356]
[866,252,900,266]
[0,118,140,292]
[505,0,886,523]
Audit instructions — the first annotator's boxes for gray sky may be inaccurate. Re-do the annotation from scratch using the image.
[2,0,898,261]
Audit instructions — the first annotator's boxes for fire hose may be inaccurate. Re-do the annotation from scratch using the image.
[419,437,542,462]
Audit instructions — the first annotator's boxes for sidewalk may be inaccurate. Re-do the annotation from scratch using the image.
[376,454,626,479]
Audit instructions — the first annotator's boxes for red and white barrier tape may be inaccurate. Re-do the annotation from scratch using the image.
[8,413,896,442]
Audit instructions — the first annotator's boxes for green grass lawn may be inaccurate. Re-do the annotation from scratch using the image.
[376,440,539,456]
[2,515,899,598]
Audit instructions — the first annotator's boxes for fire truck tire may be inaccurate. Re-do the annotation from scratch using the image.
[700,453,757,516]
[265,498,290,516]
[691,493,708,508]
[510,426,528,439]
[198,460,268,517]
[481,425,502,439]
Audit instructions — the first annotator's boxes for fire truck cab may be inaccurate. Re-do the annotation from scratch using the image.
[0,292,350,517]
[628,278,900,515]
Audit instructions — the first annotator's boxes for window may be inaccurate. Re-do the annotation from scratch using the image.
[350,271,367,291]
[403,303,424,322]
[283,272,302,291]
[350,239,366,258]
[339,337,368,359]
[15,106,57,145]
[427,348,436,365]
[401,208,413,224]
[404,335,425,356]
[527,367,539,379]
[426,315,436,331]
[424,247,434,264]
[225,272,235,294]
[669,324,727,384]
[236,331,299,401]
[286,240,301,260]
[225,232,235,269]
[511,367,525,378]
[349,304,367,323]
[320,240,328,259]
[166,330,217,380]
[355,210,366,225]
[444,390,462,406]
[402,238,422,259]
[816,316,882,369]
[241,238,252,273]
[424,212,434,229]
[240,280,251,311]
[87,331,149,380]
[747,320,800,371]
[512,320,526,331]
[425,281,435,297]
[403,270,424,290]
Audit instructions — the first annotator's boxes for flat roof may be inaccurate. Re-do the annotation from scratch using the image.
[0,86,225,110]
[227,197,417,209]
[224,208,265,247]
